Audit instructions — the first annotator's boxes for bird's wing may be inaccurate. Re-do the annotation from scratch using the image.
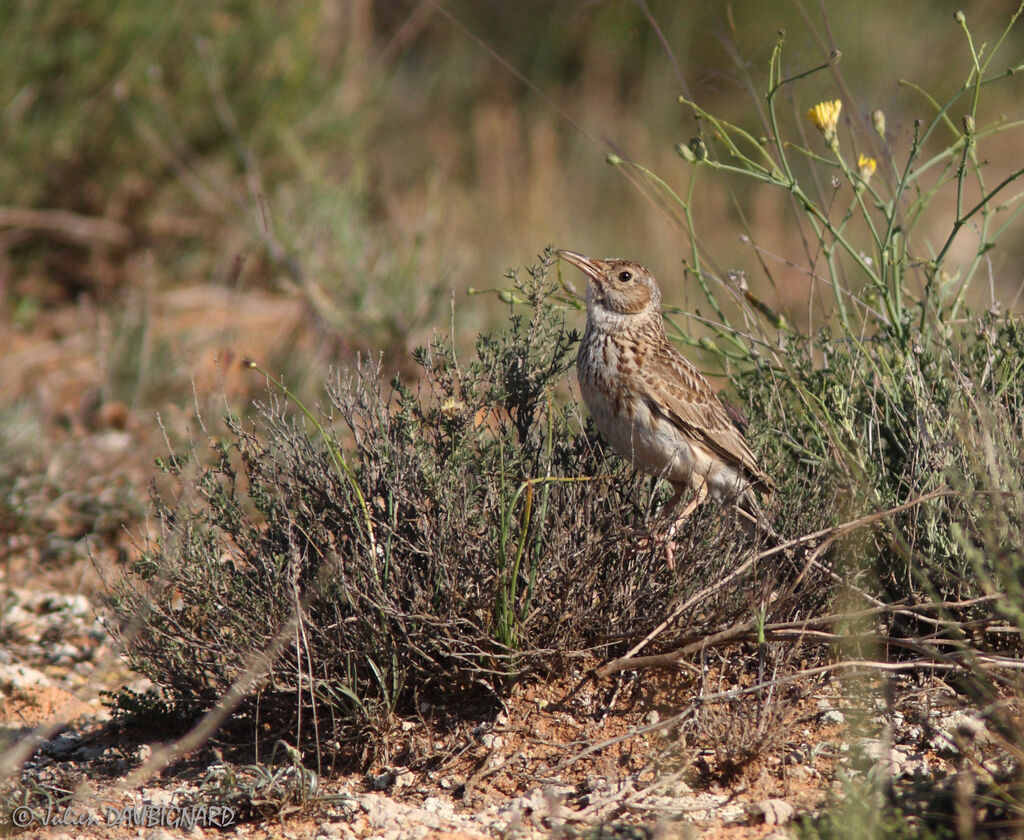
[639,339,774,492]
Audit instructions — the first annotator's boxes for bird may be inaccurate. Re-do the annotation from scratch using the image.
[557,249,774,566]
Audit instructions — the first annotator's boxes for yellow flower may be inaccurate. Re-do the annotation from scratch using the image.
[440,397,465,419]
[858,154,877,181]
[806,99,842,140]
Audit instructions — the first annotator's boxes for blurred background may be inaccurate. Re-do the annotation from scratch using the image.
[1,0,1022,577]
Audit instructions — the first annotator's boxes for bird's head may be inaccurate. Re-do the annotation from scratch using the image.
[556,250,661,317]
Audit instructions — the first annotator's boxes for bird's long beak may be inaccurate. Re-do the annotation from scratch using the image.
[556,249,605,281]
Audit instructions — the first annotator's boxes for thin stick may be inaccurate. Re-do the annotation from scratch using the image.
[597,489,954,678]
[0,206,130,247]
[564,655,1019,771]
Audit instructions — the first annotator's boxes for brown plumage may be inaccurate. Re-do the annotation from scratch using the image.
[558,250,773,563]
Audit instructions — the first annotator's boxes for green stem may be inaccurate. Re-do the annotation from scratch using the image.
[934,167,1024,271]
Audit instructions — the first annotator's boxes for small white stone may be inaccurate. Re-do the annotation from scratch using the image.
[930,710,988,754]
[360,794,400,827]
[392,770,415,791]
[368,771,392,791]
[0,663,52,692]
[148,789,173,807]
[752,799,795,825]
[421,797,454,819]
[315,822,345,839]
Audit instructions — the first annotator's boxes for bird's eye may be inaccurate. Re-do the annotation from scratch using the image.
[617,270,633,282]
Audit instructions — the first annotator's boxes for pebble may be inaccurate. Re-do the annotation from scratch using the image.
[852,738,899,772]
[45,733,81,757]
[422,797,454,819]
[95,430,134,454]
[48,643,81,665]
[315,822,346,839]
[894,747,931,777]
[361,793,401,828]
[930,710,988,753]
[0,662,53,691]
[751,798,795,825]
[368,771,392,790]
[148,789,174,807]
[391,771,415,791]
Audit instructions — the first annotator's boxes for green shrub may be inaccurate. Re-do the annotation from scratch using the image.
[653,10,1024,827]
[736,315,1024,606]
[605,7,1024,616]
[107,253,819,764]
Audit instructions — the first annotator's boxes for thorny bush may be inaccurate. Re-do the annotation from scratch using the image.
[105,252,821,766]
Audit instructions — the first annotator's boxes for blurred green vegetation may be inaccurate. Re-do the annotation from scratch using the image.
[1,0,1021,333]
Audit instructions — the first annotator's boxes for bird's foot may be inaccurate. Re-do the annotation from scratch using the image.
[661,517,682,569]
[664,539,676,570]
[635,520,681,569]
[656,484,706,570]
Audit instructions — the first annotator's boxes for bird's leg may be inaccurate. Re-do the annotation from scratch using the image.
[672,479,709,523]
[662,478,709,569]
[661,483,685,517]
[636,484,684,550]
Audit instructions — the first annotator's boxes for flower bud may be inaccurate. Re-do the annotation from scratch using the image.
[872,110,886,139]
[675,142,697,163]
[858,154,877,181]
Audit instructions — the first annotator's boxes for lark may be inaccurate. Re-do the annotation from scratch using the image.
[558,250,774,565]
